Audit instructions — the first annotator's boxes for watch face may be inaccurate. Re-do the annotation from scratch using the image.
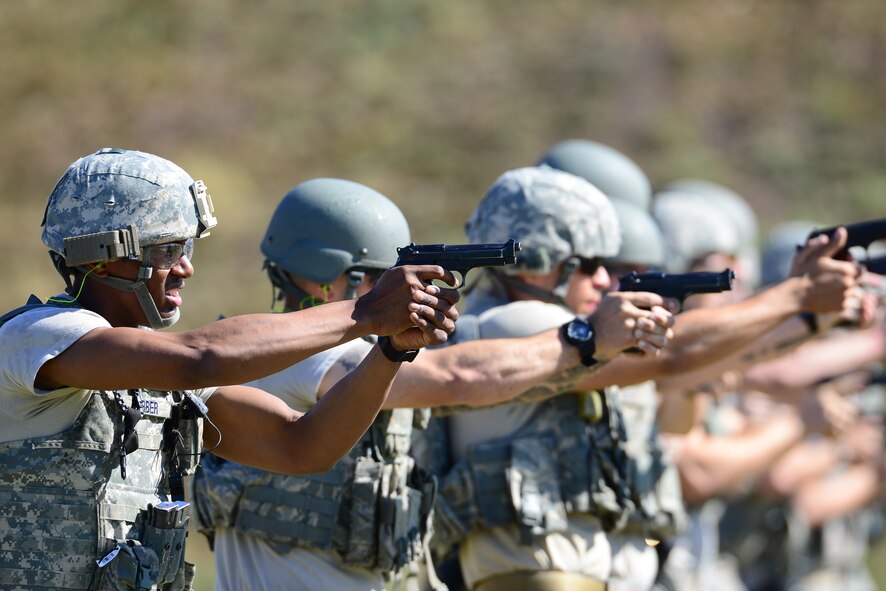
[568,320,591,341]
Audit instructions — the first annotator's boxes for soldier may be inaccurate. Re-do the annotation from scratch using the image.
[650,190,874,591]
[431,160,862,591]
[0,148,460,591]
[191,177,677,591]
[719,221,886,591]
[597,198,689,591]
[540,141,688,590]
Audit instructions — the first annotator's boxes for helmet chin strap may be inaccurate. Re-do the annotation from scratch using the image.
[49,252,177,329]
[265,262,322,310]
[266,261,367,308]
[90,262,179,330]
[343,269,365,301]
[490,258,579,311]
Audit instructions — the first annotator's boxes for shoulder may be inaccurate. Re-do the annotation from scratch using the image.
[1,304,109,338]
[0,305,109,370]
[477,300,574,339]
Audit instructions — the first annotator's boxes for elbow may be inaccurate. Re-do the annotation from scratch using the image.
[437,368,501,408]
[187,345,233,388]
[291,455,339,475]
[678,469,718,504]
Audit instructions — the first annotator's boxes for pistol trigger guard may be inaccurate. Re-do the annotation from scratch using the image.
[452,269,467,290]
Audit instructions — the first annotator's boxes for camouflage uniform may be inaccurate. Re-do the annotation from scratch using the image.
[0,301,207,591]
[193,398,437,586]
[0,148,218,590]
[429,167,640,590]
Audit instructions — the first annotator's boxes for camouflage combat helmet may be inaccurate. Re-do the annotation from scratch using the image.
[608,197,665,268]
[538,139,652,211]
[41,148,218,328]
[261,178,410,302]
[652,190,740,273]
[466,166,620,303]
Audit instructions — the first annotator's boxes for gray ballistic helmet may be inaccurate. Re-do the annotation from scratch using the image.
[538,139,652,211]
[466,167,619,302]
[608,197,665,268]
[261,178,410,301]
[41,148,218,329]
[663,179,760,286]
[652,190,740,273]
[760,220,818,287]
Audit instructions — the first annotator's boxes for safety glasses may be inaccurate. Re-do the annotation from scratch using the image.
[145,239,194,270]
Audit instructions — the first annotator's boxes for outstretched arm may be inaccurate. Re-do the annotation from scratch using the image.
[317,291,675,410]
[668,409,807,504]
[37,266,459,392]
[578,229,861,391]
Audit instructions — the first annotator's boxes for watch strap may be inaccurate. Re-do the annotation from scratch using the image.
[377,336,420,363]
[560,320,598,367]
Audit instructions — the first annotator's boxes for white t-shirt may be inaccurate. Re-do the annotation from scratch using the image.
[245,339,373,413]
[0,304,214,444]
[213,338,383,591]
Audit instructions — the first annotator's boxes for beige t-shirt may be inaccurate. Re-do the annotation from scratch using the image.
[0,304,215,444]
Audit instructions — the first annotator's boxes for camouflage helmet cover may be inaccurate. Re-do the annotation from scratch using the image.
[466,167,621,274]
[41,148,217,265]
[261,178,410,284]
[538,139,652,211]
[608,197,665,267]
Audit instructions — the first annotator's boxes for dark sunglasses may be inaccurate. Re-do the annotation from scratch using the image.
[572,257,603,276]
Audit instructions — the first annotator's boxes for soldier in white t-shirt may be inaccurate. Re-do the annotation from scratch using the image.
[0,148,461,591]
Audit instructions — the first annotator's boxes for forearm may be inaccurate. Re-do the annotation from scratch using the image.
[765,439,841,496]
[578,281,810,390]
[209,345,398,474]
[389,329,601,410]
[743,327,886,396]
[654,316,811,396]
[653,279,809,375]
[49,300,372,392]
[792,463,881,526]
[293,345,399,468]
[678,411,805,504]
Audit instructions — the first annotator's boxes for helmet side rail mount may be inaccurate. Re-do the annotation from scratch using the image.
[192,179,218,237]
[63,224,141,268]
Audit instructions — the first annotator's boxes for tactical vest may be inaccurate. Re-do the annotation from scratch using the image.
[616,381,687,542]
[192,407,436,574]
[432,391,637,554]
[0,300,203,591]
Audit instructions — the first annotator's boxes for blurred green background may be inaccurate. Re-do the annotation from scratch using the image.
[1,1,885,588]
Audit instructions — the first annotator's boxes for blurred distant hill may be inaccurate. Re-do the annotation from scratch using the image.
[2,0,885,326]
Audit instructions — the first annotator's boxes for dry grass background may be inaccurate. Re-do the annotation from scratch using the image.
[1,1,885,587]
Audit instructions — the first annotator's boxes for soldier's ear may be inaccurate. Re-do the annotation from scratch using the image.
[87,262,109,277]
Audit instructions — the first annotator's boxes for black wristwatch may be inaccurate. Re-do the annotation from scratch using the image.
[560,317,598,367]
[376,336,420,363]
